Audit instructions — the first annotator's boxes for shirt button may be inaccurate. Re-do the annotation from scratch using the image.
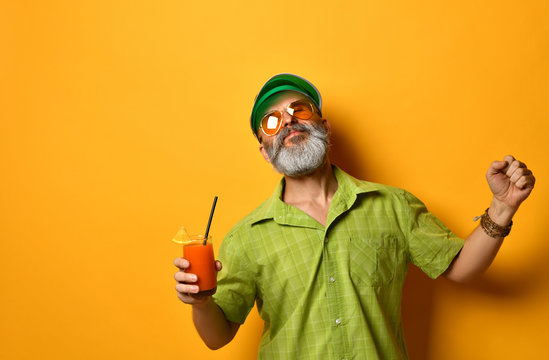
[335,318,341,325]
[329,276,335,283]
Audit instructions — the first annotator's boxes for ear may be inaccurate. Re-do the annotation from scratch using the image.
[322,118,332,136]
[259,144,272,164]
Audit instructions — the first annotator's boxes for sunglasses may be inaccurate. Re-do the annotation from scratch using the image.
[259,99,318,137]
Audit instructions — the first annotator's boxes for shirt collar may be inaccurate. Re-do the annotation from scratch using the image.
[250,165,379,227]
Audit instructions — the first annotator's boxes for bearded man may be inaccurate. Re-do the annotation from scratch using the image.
[174,74,535,359]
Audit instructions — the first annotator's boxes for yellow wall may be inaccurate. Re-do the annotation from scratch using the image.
[1,1,548,359]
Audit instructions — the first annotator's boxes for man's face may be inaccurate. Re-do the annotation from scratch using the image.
[258,91,331,177]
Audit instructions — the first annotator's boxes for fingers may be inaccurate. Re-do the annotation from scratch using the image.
[174,257,222,271]
[488,155,523,177]
[503,154,515,166]
[174,268,202,304]
[173,257,221,305]
[173,257,190,270]
[174,270,197,284]
[173,257,198,301]
[174,269,199,294]
[175,279,214,305]
[502,157,535,190]
[509,167,530,183]
[174,257,220,305]
[488,155,514,175]
[505,158,526,178]
[175,281,200,295]
[515,174,535,190]
[176,290,204,305]
[512,170,536,190]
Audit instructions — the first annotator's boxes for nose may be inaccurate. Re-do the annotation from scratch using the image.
[280,109,297,128]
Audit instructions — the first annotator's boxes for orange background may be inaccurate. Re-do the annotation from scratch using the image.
[1,1,548,359]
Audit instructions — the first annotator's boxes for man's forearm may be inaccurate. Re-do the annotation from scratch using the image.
[192,297,240,350]
[444,199,515,283]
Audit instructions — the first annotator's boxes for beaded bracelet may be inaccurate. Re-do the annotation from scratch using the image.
[473,208,513,238]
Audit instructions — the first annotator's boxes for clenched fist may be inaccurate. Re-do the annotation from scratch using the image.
[486,155,535,213]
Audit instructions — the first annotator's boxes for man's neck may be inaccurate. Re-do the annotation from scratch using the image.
[282,161,338,207]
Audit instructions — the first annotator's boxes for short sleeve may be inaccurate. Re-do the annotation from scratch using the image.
[401,191,465,279]
[212,233,257,324]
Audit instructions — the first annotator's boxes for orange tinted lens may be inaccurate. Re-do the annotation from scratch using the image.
[288,101,313,119]
[261,111,282,135]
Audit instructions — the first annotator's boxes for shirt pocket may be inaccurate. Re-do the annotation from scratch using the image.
[348,234,397,287]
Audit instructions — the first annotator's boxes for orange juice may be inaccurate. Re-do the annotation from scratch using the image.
[183,237,217,295]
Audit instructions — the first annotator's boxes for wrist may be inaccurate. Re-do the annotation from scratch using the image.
[489,198,516,226]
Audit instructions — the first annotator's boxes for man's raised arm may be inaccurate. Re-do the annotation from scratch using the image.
[443,155,535,283]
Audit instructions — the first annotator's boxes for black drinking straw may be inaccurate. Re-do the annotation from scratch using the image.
[203,196,218,245]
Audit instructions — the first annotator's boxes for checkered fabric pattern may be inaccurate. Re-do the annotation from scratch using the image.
[213,166,465,359]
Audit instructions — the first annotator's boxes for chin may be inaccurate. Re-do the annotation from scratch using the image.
[279,159,328,178]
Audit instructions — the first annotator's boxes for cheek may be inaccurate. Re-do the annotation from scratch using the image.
[260,146,273,163]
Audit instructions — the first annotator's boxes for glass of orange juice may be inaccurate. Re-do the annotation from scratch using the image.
[183,235,217,296]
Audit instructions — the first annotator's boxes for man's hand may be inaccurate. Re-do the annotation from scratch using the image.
[173,257,240,349]
[486,155,535,222]
[174,257,222,307]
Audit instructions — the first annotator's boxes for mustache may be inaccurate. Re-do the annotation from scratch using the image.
[276,123,312,144]
[268,122,326,161]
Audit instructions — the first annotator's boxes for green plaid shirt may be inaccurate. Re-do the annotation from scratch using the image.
[213,166,464,359]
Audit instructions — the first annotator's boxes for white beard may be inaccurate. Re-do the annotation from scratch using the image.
[264,122,330,177]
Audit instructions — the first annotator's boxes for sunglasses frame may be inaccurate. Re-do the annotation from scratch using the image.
[259,99,318,137]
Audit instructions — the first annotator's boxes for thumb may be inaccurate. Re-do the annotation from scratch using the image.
[488,160,509,175]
